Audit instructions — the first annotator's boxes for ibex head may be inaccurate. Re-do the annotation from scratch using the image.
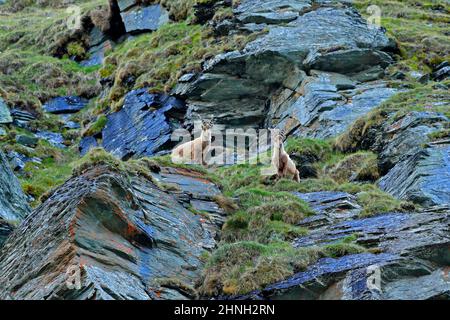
[202,119,214,131]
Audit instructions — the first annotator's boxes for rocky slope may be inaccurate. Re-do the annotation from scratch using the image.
[0,0,449,300]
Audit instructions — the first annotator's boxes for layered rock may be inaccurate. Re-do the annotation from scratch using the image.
[0,165,223,300]
[175,2,395,127]
[379,142,450,207]
[294,191,362,229]
[236,209,449,300]
[0,98,12,124]
[0,150,31,247]
[101,89,186,160]
[120,3,169,34]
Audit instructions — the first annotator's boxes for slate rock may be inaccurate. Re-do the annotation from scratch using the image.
[6,150,41,171]
[0,217,14,248]
[79,136,99,156]
[234,211,449,300]
[0,150,31,222]
[177,5,394,128]
[43,96,89,114]
[379,143,450,207]
[102,89,186,160]
[272,78,396,139]
[35,131,66,149]
[378,111,448,173]
[121,4,169,34]
[432,66,450,82]
[0,165,220,300]
[0,98,12,124]
[294,191,362,229]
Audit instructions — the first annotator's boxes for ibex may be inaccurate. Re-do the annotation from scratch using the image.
[171,119,213,166]
[271,129,300,182]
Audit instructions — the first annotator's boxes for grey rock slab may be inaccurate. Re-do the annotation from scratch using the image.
[0,98,12,124]
[0,150,31,222]
[0,166,219,300]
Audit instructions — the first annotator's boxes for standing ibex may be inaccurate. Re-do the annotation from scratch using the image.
[271,129,300,182]
[171,119,213,166]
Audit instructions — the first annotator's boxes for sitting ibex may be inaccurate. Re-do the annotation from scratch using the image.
[271,129,300,182]
[171,119,213,166]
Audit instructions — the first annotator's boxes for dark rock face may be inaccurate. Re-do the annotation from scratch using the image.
[0,98,12,124]
[0,218,14,248]
[379,143,450,207]
[102,89,186,160]
[0,165,222,300]
[237,211,449,300]
[176,3,394,127]
[43,96,89,114]
[0,151,31,223]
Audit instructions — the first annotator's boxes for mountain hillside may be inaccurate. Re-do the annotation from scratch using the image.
[0,0,448,300]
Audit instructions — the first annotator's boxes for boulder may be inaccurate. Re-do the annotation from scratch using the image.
[0,165,222,300]
[10,109,36,127]
[379,143,450,207]
[43,96,89,114]
[102,89,186,160]
[0,150,31,223]
[0,98,12,124]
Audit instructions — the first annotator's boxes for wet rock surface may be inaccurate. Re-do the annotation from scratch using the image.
[0,166,221,300]
[102,89,186,160]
